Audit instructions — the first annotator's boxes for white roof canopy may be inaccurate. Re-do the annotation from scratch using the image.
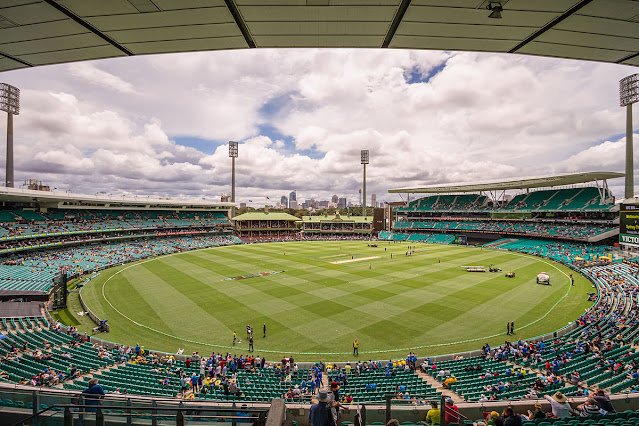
[388,171,624,194]
[0,187,234,210]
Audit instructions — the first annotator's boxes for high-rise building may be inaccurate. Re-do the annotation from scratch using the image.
[371,194,377,208]
[289,190,297,203]
[331,194,338,203]
[338,197,347,209]
[289,200,298,209]
[281,195,288,207]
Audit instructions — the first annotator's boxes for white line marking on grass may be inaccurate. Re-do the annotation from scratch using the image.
[331,256,380,264]
[318,253,351,259]
[502,250,574,333]
[93,245,577,356]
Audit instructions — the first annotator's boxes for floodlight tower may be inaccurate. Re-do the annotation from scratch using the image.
[620,74,639,200]
[361,150,369,217]
[229,141,238,217]
[0,83,20,188]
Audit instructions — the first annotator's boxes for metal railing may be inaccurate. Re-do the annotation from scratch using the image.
[385,394,470,426]
[0,385,278,426]
[11,403,270,426]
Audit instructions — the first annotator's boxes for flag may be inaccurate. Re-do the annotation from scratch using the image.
[266,196,270,199]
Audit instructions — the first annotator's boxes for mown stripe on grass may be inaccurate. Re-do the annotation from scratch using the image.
[103,268,175,335]
[89,241,588,358]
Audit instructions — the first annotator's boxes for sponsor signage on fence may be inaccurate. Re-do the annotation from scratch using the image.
[620,203,639,245]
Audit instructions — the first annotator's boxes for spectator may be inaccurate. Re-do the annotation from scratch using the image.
[544,392,571,418]
[577,398,601,417]
[504,407,522,426]
[425,401,440,424]
[444,397,460,425]
[527,402,546,420]
[82,378,105,412]
[309,390,335,426]
[487,411,503,426]
[593,389,615,413]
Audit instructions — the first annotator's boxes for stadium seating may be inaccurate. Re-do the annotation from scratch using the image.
[2,238,639,406]
[397,187,615,213]
[495,239,613,265]
[406,233,433,242]
[427,356,546,402]
[425,234,454,244]
[389,220,615,241]
[0,199,630,409]
[0,318,115,385]
[397,194,488,213]
[0,210,17,222]
[425,257,639,401]
[0,208,232,243]
[0,235,242,290]
[84,361,315,402]
[328,364,439,403]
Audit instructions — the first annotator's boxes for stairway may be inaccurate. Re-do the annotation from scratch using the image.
[415,369,461,400]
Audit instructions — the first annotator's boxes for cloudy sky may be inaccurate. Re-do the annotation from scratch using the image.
[0,48,637,206]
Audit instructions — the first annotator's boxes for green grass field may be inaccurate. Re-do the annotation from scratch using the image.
[77,241,593,361]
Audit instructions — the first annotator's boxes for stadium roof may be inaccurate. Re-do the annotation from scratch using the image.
[0,1,638,72]
[388,171,625,194]
[0,186,235,209]
[232,211,301,221]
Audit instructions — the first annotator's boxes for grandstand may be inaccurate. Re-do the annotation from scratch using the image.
[0,188,235,293]
[393,174,620,214]
[0,190,638,426]
[1,0,639,421]
[2,173,638,425]
[391,220,616,241]
[232,211,301,241]
[301,214,373,238]
[387,173,621,245]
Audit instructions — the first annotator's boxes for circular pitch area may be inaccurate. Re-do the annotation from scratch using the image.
[81,241,592,360]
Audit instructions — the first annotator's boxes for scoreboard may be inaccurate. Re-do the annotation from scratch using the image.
[620,204,639,245]
[454,235,467,245]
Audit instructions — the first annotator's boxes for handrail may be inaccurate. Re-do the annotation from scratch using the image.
[9,405,57,426]
[9,402,270,426]
[385,394,470,426]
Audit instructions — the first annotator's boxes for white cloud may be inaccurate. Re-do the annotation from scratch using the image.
[0,49,635,204]
[554,136,637,173]
[68,63,137,94]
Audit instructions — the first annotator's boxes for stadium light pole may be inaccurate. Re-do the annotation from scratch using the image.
[361,150,369,217]
[620,74,639,200]
[229,141,238,217]
[0,83,20,188]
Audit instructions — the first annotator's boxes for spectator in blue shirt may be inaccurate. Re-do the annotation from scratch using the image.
[309,390,335,426]
[82,378,105,412]
[237,404,251,423]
